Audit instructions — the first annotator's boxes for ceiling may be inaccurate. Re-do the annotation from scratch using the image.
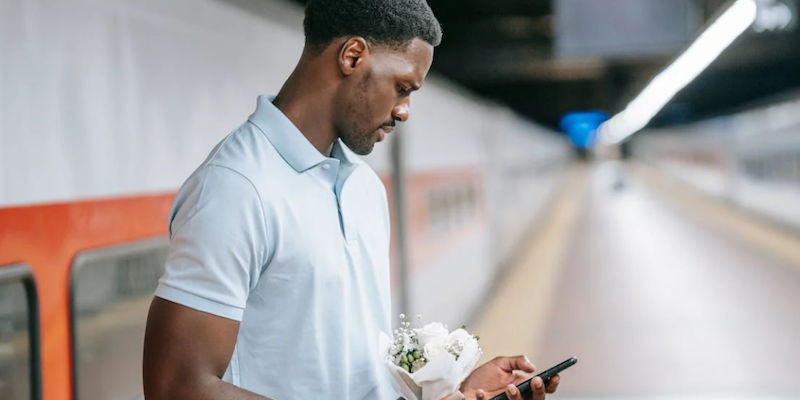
[289,0,800,130]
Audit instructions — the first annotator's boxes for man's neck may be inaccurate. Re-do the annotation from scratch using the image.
[273,60,337,156]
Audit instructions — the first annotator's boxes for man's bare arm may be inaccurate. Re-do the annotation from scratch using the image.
[143,297,271,400]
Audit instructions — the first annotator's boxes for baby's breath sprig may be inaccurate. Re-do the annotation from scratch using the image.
[389,313,429,372]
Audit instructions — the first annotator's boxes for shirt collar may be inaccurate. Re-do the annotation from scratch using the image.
[248,95,326,173]
[330,137,357,166]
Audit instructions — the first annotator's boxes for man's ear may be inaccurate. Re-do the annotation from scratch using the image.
[338,37,369,76]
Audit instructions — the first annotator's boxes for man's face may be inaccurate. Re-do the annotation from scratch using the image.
[335,38,434,155]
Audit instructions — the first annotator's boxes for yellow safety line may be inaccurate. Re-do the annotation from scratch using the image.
[472,163,589,364]
[634,163,800,270]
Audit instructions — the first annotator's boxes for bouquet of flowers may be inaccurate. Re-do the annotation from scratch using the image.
[380,314,482,400]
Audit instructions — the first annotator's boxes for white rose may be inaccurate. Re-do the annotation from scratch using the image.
[423,338,449,360]
[448,329,472,344]
[415,322,449,347]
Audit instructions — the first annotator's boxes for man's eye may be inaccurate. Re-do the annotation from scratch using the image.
[397,86,409,96]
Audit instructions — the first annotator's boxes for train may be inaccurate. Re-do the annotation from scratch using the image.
[0,0,571,399]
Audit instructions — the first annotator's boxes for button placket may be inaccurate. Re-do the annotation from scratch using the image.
[316,160,339,190]
[339,193,355,242]
[335,181,349,241]
[318,160,347,239]
[336,166,359,243]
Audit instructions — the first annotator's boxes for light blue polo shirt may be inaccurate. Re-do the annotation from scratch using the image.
[155,95,398,399]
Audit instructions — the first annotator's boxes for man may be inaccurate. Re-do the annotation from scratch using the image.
[143,0,560,399]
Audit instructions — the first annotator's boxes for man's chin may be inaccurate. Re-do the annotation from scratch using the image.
[342,140,375,156]
[352,145,375,156]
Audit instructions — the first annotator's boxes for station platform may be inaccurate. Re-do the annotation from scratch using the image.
[472,161,800,399]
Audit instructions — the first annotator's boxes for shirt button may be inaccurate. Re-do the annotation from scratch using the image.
[322,163,331,170]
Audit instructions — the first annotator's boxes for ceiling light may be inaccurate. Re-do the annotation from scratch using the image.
[598,0,759,144]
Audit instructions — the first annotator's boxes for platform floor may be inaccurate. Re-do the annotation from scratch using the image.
[473,161,800,399]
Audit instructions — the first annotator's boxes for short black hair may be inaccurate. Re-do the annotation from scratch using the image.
[303,0,442,50]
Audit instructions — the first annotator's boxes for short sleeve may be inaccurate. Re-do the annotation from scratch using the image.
[155,165,268,321]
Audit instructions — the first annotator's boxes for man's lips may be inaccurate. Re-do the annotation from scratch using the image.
[377,125,394,142]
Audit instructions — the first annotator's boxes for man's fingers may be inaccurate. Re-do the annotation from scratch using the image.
[545,375,560,394]
[505,384,524,400]
[531,377,546,400]
[493,355,536,373]
[475,389,487,400]
[511,372,532,386]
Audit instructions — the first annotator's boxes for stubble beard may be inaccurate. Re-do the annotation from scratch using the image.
[340,74,378,156]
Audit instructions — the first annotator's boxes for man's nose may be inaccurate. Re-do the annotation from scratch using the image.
[392,100,410,123]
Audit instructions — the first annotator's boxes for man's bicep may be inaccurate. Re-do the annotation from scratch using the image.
[143,297,240,396]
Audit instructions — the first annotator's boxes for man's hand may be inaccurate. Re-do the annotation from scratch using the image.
[459,356,560,400]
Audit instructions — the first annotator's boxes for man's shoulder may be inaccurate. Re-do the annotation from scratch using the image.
[201,121,287,182]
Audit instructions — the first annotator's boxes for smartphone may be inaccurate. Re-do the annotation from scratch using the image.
[488,357,577,400]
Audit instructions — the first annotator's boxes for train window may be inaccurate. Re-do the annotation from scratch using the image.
[427,190,445,237]
[464,184,477,219]
[70,238,167,400]
[0,264,41,400]
[425,182,481,239]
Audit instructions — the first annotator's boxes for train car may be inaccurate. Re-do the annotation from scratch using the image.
[0,0,571,399]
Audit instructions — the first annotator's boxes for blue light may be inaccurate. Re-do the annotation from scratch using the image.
[560,111,609,148]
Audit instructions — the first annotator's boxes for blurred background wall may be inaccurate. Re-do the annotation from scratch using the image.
[634,92,800,229]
